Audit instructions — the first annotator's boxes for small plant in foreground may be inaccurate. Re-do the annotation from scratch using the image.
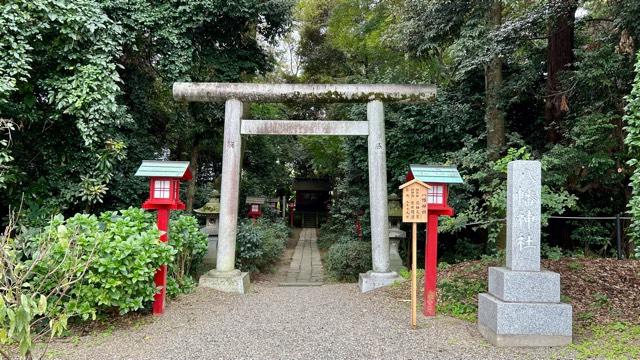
[1,212,89,359]
[570,322,640,359]
[436,277,486,322]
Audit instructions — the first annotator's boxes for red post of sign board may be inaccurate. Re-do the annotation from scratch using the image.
[424,213,439,317]
[153,207,170,315]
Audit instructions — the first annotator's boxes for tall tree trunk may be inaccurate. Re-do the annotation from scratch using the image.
[486,1,507,250]
[186,142,199,212]
[545,0,578,143]
[485,0,505,161]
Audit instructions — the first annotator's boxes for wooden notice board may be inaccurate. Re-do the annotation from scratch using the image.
[400,179,430,223]
[399,178,430,329]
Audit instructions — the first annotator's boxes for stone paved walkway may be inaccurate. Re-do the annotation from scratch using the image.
[280,228,324,286]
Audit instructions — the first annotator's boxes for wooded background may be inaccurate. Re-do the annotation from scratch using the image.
[2,0,640,259]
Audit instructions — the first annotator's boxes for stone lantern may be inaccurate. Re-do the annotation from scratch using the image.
[194,190,221,269]
[387,193,406,273]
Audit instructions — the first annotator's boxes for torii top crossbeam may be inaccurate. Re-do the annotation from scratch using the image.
[173,82,437,103]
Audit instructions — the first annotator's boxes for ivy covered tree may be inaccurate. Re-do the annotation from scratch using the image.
[0,0,294,221]
[1,0,130,217]
[624,50,640,257]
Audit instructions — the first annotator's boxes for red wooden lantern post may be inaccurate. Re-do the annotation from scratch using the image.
[135,161,192,315]
[406,164,463,317]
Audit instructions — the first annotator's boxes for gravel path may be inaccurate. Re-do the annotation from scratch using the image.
[48,280,573,359]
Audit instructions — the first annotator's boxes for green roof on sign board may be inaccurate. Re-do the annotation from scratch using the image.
[135,160,191,178]
[410,164,463,184]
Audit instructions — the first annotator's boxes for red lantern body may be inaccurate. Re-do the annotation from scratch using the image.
[247,203,262,219]
[142,178,187,210]
[288,202,295,226]
[246,196,265,219]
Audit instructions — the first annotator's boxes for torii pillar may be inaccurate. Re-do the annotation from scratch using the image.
[173,83,437,294]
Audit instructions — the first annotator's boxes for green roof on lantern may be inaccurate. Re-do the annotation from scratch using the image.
[135,160,192,179]
[409,164,463,184]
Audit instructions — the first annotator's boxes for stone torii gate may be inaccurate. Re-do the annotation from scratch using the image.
[173,83,436,293]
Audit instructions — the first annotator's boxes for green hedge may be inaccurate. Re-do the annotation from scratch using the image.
[235,217,289,273]
[325,241,371,282]
[26,207,206,319]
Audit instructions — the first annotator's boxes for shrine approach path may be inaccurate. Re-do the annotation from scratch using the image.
[48,229,573,360]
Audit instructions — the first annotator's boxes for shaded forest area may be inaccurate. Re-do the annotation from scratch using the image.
[2,0,640,261]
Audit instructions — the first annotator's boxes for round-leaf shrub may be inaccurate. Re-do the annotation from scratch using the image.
[31,208,175,319]
[325,241,372,282]
[166,214,208,297]
[235,218,288,273]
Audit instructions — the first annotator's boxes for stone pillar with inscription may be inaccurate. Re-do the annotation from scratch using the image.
[199,99,250,294]
[478,161,572,347]
[358,100,403,292]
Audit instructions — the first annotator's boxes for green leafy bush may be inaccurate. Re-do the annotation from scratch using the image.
[1,214,86,359]
[166,215,208,298]
[541,243,564,261]
[2,208,207,358]
[31,208,175,319]
[325,241,371,282]
[317,221,358,251]
[235,218,288,273]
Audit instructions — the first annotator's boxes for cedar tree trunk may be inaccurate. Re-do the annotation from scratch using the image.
[545,0,578,143]
[485,0,505,161]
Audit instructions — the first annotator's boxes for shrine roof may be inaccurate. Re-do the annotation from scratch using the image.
[409,164,463,184]
[135,161,192,180]
[292,178,331,191]
[246,196,266,204]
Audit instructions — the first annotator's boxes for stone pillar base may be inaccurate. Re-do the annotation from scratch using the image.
[358,271,403,293]
[478,293,572,347]
[199,269,250,294]
[478,323,572,347]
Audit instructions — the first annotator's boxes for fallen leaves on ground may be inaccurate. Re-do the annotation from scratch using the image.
[383,258,640,327]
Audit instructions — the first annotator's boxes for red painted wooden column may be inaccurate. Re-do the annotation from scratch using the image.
[424,213,439,317]
[153,207,170,315]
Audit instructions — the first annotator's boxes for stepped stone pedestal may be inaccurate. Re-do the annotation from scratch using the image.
[478,161,572,347]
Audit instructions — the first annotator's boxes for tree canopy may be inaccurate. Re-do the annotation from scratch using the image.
[2,0,640,258]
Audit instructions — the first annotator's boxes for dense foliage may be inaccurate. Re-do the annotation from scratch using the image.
[624,50,640,258]
[325,241,372,281]
[31,209,174,318]
[1,208,206,357]
[166,215,208,297]
[0,0,294,220]
[291,0,640,260]
[235,217,289,273]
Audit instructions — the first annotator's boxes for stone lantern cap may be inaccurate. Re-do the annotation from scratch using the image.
[194,190,221,215]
